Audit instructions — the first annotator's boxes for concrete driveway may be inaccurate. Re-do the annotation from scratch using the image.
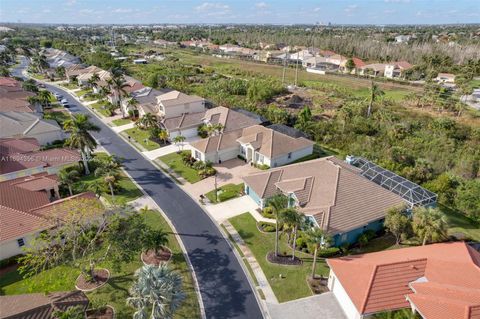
[267,293,346,319]
[183,158,260,198]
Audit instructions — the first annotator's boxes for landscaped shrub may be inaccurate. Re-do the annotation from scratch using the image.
[317,247,340,258]
[261,207,275,219]
[199,167,216,178]
[237,154,246,161]
[254,163,270,170]
[197,125,208,138]
[258,221,276,232]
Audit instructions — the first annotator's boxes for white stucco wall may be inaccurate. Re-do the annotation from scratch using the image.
[0,232,38,260]
[161,101,205,119]
[328,269,363,319]
[169,127,198,140]
[269,145,313,168]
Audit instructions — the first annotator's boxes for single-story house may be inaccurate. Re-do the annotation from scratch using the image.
[384,61,413,79]
[129,87,165,117]
[0,77,40,113]
[0,112,65,145]
[242,156,405,246]
[327,242,480,319]
[162,111,206,139]
[435,73,456,84]
[359,63,387,77]
[191,124,314,166]
[0,137,81,181]
[339,57,366,74]
[0,172,99,260]
[0,290,89,318]
[76,66,110,87]
[65,64,88,81]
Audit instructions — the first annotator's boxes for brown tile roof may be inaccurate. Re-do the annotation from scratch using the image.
[237,125,314,159]
[327,242,480,318]
[0,205,50,242]
[0,77,20,87]
[162,111,205,131]
[0,140,81,175]
[157,90,204,108]
[0,90,36,113]
[242,157,405,234]
[204,106,262,133]
[0,291,89,319]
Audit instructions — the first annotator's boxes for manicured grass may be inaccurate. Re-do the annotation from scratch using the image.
[0,210,201,319]
[158,152,202,184]
[90,101,112,117]
[205,183,244,203]
[112,118,132,126]
[123,127,161,151]
[30,73,46,80]
[228,213,329,302]
[82,94,99,102]
[75,88,92,97]
[59,82,79,90]
[442,204,480,241]
[43,110,71,126]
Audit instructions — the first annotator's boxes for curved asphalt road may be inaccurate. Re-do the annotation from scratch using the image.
[12,58,264,319]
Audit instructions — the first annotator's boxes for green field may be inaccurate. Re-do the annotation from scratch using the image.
[112,118,133,126]
[228,213,330,302]
[205,183,244,203]
[0,210,201,319]
[123,127,160,151]
[90,101,112,117]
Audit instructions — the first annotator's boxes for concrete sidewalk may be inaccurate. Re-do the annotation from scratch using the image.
[204,195,275,223]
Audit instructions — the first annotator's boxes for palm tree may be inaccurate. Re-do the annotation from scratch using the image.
[173,135,186,152]
[143,229,170,258]
[63,114,101,175]
[267,194,288,257]
[59,168,80,196]
[22,79,38,93]
[279,208,305,260]
[306,228,331,279]
[158,129,169,145]
[367,81,384,117]
[109,74,129,117]
[37,90,52,108]
[94,155,122,200]
[136,113,158,130]
[86,179,104,198]
[127,264,185,319]
[412,206,447,245]
[206,123,224,136]
[126,98,139,118]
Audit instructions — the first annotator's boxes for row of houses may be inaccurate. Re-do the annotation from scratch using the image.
[0,76,100,260]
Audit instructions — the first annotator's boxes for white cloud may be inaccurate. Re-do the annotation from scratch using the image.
[344,4,358,14]
[113,8,134,13]
[255,2,268,9]
[79,9,94,14]
[384,0,410,2]
[42,9,52,13]
[313,7,321,12]
[384,9,396,14]
[66,0,77,5]
[195,2,230,11]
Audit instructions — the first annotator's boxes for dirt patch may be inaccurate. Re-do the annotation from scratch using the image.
[267,251,302,266]
[307,276,329,294]
[141,247,172,266]
[75,268,110,292]
[87,305,115,319]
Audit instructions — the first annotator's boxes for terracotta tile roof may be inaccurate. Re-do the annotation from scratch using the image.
[243,157,405,234]
[237,125,314,159]
[393,61,413,69]
[352,57,366,68]
[0,137,40,154]
[0,291,89,319]
[0,90,36,112]
[0,173,54,212]
[0,77,20,87]
[0,205,50,242]
[327,242,480,318]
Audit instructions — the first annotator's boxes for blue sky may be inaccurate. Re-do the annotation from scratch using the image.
[1,0,479,25]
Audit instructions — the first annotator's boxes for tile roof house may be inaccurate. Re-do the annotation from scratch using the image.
[0,112,65,145]
[0,290,89,319]
[242,156,405,246]
[156,90,205,119]
[191,124,314,166]
[130,87,165,117]
[359,63,388,77]
[0,77,38,113]
[384,61,414,79]
[0,137,81,181]
[326,242,480,319]
[0,173,98,261]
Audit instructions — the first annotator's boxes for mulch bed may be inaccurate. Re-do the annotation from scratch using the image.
[87,306,115,319]
[75,268,110,291]
[267,252,303,266]
[307,276,329,294]
[141,247,172,266]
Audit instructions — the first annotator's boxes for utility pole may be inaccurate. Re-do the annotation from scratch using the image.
[281,26,287,85]
[294,51,299,87]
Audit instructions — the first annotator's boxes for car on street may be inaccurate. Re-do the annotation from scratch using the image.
[60,99,69,107]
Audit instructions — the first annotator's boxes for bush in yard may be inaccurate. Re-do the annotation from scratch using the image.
[258,221,276,232]
[357,233,370,247]
[199,167,216,178]
[261,207,275,219]
[197,125,208,138]
[149,127,162,140]
[317,247,340,258]
[295,237,307,250]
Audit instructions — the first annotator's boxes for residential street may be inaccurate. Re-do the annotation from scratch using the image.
[12,57,264,319]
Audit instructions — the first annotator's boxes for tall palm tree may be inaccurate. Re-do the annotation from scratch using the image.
[126,98,139,118]
[143,229,170,258]
[367,81,384,117]
[136,113,158,130]
[173,135,186,152]
[59,168,80,196]
[109,74,129,117]
[22,79,38,93]
[63,114,101,175]
[279,208,305,260]
[37,90,52,108]
[267,194,288,257]
[94,155,122,200]
[306,228,331,279]
[127,264,185,319]
[412,206,447,245]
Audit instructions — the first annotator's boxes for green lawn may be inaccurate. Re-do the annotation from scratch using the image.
[442,204,480,241]
[112,118,133,126]
[43,111,71,126]
[82,94,99,102]
[59,82,79,90]
[123,127,160,151]
[205,183,244,203]
[0,210,201,319]
[75,88,92,97]
[90,101,112,117]
[228,213,330,302]
[158,152,202,184]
